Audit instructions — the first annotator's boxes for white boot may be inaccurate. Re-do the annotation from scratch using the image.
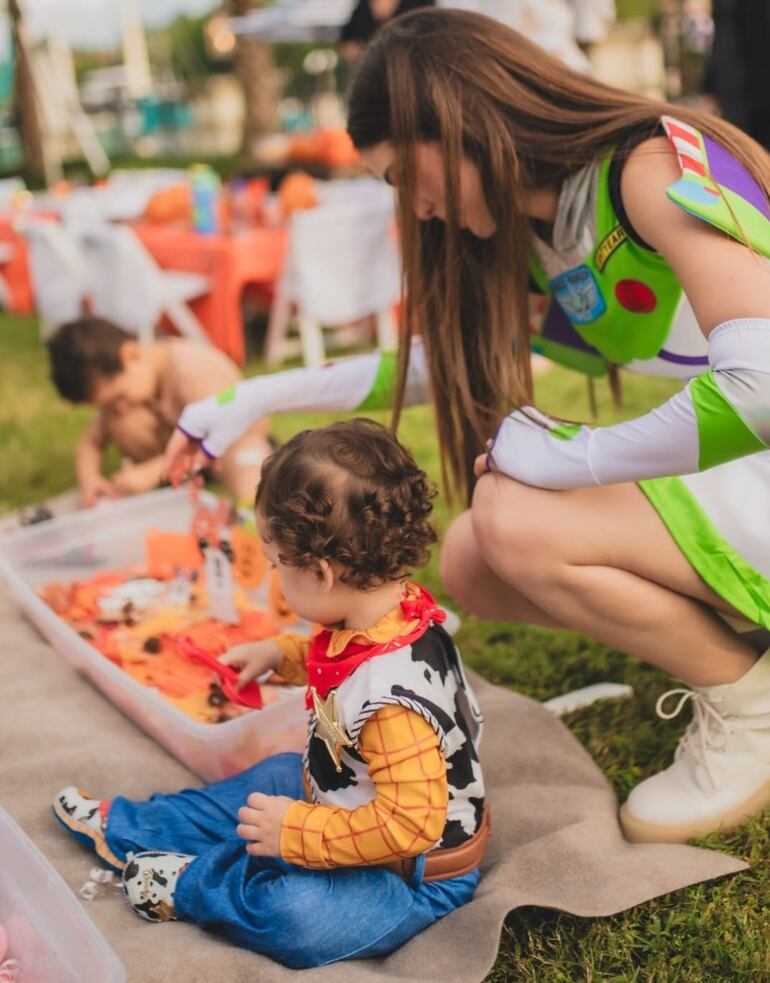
[620,650,770,843]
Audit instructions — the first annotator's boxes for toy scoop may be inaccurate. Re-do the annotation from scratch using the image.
[176,635,263,709]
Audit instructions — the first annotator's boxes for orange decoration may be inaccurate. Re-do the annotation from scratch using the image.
[277,171,318,220]
[145,530,203,580]
[269,568,297,626]
[40,519,303,724]
[142,183,193,225]
[287,129,359,169]
[231,525,268,589]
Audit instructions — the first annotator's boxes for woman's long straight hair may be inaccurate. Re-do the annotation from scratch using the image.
[346,7,770,503]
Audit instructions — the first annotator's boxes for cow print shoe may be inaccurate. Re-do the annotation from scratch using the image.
[52,786,125,873]
[122,852,195,923]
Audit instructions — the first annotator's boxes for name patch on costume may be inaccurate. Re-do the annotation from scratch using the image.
[595,225,627,271]
[550,264,606,324]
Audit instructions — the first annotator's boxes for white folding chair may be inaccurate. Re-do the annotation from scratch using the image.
[58,187,110,238]
[102,169,188,222]
[80,224,211,345]
[265,196,400,368]
[15,218,88,339]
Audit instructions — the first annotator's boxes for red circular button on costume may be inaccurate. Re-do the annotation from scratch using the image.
[615,278,657,313]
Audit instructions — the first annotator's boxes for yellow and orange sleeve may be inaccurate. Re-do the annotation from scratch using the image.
[280,704,447,868]
[273,633,311,685]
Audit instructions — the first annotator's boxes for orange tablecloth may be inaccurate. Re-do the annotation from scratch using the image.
[0,216,34,314]
[134,223,288,364]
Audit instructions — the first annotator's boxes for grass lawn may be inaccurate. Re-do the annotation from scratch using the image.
[2,313,769,980]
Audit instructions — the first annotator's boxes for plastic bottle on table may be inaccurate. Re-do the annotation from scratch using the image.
[189,164,221,235]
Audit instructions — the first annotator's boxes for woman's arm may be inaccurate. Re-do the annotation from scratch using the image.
[163,340,429,481]
[486,138,770,488]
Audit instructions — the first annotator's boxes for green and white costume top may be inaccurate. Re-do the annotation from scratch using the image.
[178,116,770,629]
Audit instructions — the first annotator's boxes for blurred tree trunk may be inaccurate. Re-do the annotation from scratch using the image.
[8,0,47,181]
[228,0,278,156]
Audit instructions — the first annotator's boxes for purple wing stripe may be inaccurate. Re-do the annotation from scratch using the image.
[657,349,710,366]
[703,135,770,220]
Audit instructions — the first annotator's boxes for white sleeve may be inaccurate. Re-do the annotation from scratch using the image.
[487,319,770,489]
[178,338,429,459]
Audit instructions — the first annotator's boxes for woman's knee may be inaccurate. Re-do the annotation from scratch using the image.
[439,510,506,612]
[471,475,548,565]
[469,475,576,601]
[439,511,475,600]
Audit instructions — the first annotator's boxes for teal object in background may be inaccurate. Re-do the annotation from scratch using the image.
[0,55,14,106]
[138,96,194,137]
[189,163,221,234]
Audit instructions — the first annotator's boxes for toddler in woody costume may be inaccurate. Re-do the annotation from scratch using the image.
[52,419,488,969]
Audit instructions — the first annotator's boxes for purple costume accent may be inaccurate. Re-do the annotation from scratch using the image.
[541,299,603,355]
[656,350,710,367]
[703,136,770,220]
[177,423,199,442]
[177,423,217,459]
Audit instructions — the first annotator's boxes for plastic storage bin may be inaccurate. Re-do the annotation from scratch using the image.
[0,487,307,782]
[0,808,125,982]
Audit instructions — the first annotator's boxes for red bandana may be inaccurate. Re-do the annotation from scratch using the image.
[304,585,446,708]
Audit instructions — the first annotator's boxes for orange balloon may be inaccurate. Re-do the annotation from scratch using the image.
[277,171,318,219]
[142,184,193,224]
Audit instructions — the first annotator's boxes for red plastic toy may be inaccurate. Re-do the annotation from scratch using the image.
[176,635,263,709]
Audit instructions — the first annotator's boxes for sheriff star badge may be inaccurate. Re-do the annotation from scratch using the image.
[310,687,353,772]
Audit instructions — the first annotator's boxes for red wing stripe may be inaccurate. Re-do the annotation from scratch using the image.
[665,119,700,149]
[680,156,707,178]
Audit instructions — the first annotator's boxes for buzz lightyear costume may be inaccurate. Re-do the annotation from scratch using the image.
[179,117,770,843]
[180,117,770,635]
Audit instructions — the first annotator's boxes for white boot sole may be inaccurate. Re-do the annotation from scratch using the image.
[619,779,770,843]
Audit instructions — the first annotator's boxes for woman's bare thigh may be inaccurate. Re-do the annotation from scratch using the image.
[472,475,743,619]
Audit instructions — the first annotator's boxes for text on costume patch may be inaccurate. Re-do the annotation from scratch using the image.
[595,225,627,272]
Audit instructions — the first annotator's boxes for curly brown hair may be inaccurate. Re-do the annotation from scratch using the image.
[255,419,437,589]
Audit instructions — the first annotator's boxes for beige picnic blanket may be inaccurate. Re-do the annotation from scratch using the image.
[0,583,746,983]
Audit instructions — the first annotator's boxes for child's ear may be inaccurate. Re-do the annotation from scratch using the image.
[316,559,336,592]
[119,340,142,366]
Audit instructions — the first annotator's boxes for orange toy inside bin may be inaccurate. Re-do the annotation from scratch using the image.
[146,530,203,579]
[39,515,302,725]
[3,488,310,780]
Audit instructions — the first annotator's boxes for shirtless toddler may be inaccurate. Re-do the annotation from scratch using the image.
[47,318,272,506]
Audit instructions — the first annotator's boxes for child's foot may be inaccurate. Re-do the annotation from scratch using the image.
[122,852,194,923]
[52,786,125,872]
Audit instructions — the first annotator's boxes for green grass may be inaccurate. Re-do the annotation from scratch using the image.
[2,314,769,980]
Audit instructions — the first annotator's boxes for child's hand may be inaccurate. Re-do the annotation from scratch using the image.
[110,460,163,496]
[237,792,294,856]
[219,640,283,689]
[80,474,118,508]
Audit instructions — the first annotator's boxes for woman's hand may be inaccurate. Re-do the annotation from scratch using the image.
[162,385,269,486]
[237,792,294,856]
[483,408,596,489]
[162,429,212,486]
[218,640,283,689]
[473,439,493,479]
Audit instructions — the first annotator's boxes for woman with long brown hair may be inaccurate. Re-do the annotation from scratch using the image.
[165,8,770,845]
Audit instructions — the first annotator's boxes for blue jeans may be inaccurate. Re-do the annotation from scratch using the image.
[105,753,479,968]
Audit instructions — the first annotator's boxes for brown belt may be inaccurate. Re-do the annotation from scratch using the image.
[385,806,491,883]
